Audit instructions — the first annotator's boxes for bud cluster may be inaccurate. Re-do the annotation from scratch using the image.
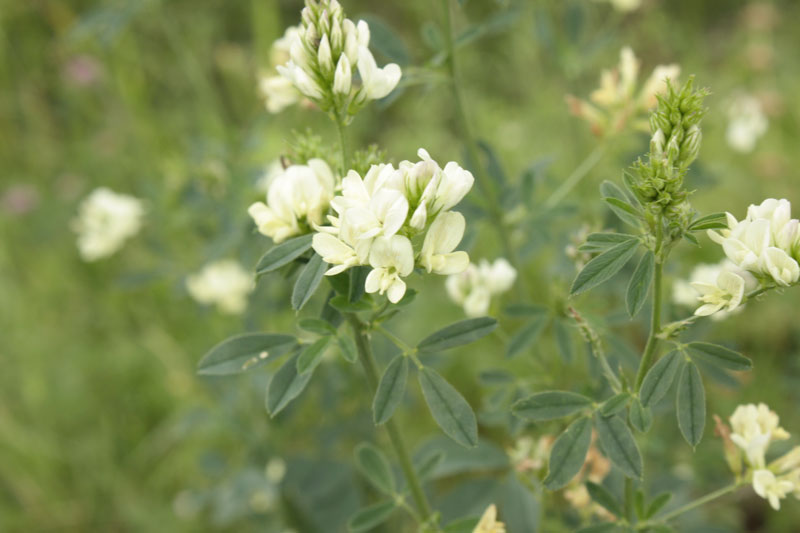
[629,77,708,226]
[277,0,401,122]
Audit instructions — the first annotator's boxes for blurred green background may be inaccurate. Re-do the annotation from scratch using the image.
[2,0,800,531]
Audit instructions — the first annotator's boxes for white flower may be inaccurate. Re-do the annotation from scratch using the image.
[186,260,254,314]
[365,235,414,303]
[753,469,794,510]
[333,53,352,95]
[473,504,505,533]
[265,458,287,484]
[255,159,285,194]
[638,63,681,109]
[312,233,359,275]
[356,46,401,101]
[259,75,301,113]
[761,247,800,286]
[248,159,336,243]
[594,0,642,12]
[420,211,470,275]
[730,403,790,468]
[446,258,517,317]
[692,270,747,317]
[673,261,755,320]
[73,187,145,261]
[726,93,768,153]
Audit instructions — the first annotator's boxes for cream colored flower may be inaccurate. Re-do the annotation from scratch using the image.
[726,93,768,153]
[73,187,145,261]
[186,260,254,314]
[730,403,790,468]
[419,211,470,275]
[446,258,517,317]
[753,469,794,510]
[473,504,505,533]
[365,235,414,303]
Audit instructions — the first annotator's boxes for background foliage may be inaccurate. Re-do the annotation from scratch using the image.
[2,0,800,531]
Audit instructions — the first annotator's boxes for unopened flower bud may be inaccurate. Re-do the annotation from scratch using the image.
[650,129,665,156]
[333,54,351,95]
[681,124,701,165]
[318,34,333,76]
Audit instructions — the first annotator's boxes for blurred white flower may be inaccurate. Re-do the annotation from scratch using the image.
[249,159,336,243]
[595,0,642,13]
[473,504,505,533]
[255,159,285,194]
[186,260,254,314]
[753,469,794,510]
[265,458,287,484]
[259,26,304,113]
[729,403,790,469]
[73,187,144,261]
[726,93,768,153]
[446,258,517,317]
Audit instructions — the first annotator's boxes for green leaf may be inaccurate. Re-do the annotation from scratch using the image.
[417,317,497,353]
[297,317,337,336]
[629,397,653,433]
[575,525,624,533]
[329,294,373,313]
[544,416,592,490]
[506,314,549,358]
[347,500,397,532]
[504,303,549,317]
[639,350,682,408]
[604,196,643,225]
[266,352,314,416]
[354,442,395,495]
[198,333,297,375]
[337,335,358,364]
[586,481,623,517]
[689,212,728,231]
[626,251,655,318]
[687,342,752,371]
[255,234,313,275]
[570,238,640,295]
[594,414,643,479]
[296,337,330,375]
[415,450,445,481]
[600,393,631,416]
[348,266,369,303]
[683,232,700,246]
[676,361,705,448]
[512,391,593,421]
[578,232,638,253]
[418,367,478,447]
[372,355,409,425]
[553,319,574,362]
[291,253,327,311]
[646,492,673,518]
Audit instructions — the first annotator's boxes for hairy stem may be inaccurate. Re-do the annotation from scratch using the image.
[544,143,608,208]
[347,314,435,522]
[635,219,664,392]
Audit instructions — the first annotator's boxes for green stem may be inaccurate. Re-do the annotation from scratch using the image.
[544,143,608,208]
[635,220,664,392]
[335,115,350,174]
[624,477,635,523]
[346,314,435,522]
[649,482,740,525]
[440,0,523,284]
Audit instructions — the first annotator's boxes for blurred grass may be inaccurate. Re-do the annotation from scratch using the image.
[3,0,800,531]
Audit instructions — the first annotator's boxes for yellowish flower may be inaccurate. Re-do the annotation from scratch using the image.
[473,504,505,533]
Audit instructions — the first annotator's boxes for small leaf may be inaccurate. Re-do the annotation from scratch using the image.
[415,450,446,481]
[586,481,623,517]
[198,334,297,375]
[626,251,655,317]
[298,317,337,336]
[291,253,327,311]
[683,232,700,246]
[296,337,330,375]
[513,391,594,421]
[677,361,705,448]
[417,317,497,353]
[504,303,549,317]
[604,196,643,224]
[646,492,673,518]
[330,294,373,312]
[544,417,592,490]
[506,315,549,358]
[594,414,643,479]
[347,500,397,532]
[337,335,358,363]
[418,367,478,447]
[570,238,640,295]
[689,212,728,231]
[354,442,395,495]
[639,350,682,408]
[372,355,409,425]
[600,393,631,416]
[266,352,314,416]
[255,234,313,275]
[687,342,752,371]
[578,232,638,253]
[629,397,653,433]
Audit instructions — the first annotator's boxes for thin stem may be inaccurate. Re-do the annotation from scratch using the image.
[544,143,608,209]
[346,314,435,522]
[335,114,350,174]
[635,219,664,392]
[649,482,740,525]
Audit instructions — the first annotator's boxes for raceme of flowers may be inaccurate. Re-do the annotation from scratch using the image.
[258,26,305,113]
[73,187,145,261]
[722,403,800,510]
[566,46,680,137]
[699,199,800,318]
[672,260,755,319]
[276,0,401,119]
[186,260,255,315]
[248,158,336,244]
[726,92,768,153]
[312,148,475,303]
[446,258,517,317]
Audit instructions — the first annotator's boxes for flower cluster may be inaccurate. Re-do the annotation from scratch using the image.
[721,403,799,510]
[186,260,254,314]
[277,0,401,121]
[672,260,755,319]
[726,93,768,153]
[312,149,474,303]
[446,258,517,316]
[248,159,336,244]
[704,199,800,306]
[566,47,680,137]
[258,26,305,113]
[73,187,145,261]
